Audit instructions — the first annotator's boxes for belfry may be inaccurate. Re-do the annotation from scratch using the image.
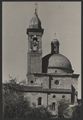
[27,5,44,75]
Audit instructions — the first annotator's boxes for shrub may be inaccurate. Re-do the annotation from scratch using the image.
[3,83,52,120]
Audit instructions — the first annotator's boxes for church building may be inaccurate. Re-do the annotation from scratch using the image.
[20,7,80,116]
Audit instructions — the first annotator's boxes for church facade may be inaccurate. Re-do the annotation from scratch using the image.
[22,8,79,116]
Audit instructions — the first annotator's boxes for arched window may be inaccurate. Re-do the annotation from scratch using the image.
[38,97,42,105]
[52,102,55,110]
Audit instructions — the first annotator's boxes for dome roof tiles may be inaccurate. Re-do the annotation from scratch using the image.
[48,54,73,72]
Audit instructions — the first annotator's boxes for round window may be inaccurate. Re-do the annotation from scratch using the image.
[30,80,34,84]
[53,95,56,98]
[55,70,57,73]
[62,95,65,98]
[54,80,59,85]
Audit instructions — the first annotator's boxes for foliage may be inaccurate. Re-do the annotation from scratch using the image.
[71,104,82,120]
[3,82,82,120]
[3,83,51,120]
[58,99,73,120]
[3,82,31,120]
[58,100,69,118]
[27,106,51,120]
[58,99,82,120]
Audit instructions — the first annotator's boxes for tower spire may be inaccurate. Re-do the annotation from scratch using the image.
[35,3,38,14]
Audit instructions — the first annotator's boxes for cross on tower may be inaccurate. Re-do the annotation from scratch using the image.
[54,33,56,38]
[35,3,38,14]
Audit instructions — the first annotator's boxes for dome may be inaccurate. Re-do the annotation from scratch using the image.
[29,10,41,29]
[48,54,73,73]
[42,37,74,73]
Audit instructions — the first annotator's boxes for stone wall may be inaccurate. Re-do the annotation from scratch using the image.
[29,53,42,73]
[48,93,71,103]
[24,92,47,107]
[51,76,72,89]
[35,76,49,88]
[27,75,49,88]
[24,92,71,116]
[48,68,69,74]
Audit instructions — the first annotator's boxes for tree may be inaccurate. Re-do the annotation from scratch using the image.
[58,100,73,120]
[3,83,52,120]
[28,106,51,120]
[71,104,82,120]
[3,83,31,120]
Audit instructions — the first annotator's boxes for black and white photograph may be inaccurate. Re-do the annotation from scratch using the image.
[2,1,81,120]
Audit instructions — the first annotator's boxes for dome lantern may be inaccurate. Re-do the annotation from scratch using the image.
[51,34,60,54]
[51,39,59,54]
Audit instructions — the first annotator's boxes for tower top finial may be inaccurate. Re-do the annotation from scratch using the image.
[54,33,56,37]
[35,3,38,14]
[54,33,57,39]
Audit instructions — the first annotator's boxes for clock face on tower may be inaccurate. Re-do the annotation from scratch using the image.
[31,35,39,52]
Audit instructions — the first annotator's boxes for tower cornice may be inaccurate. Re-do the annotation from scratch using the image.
[27,28,44,35]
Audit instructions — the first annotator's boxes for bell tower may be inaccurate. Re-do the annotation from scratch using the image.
[27,5,44,78]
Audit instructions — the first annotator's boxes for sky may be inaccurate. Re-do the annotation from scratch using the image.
[2,2,81,98]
